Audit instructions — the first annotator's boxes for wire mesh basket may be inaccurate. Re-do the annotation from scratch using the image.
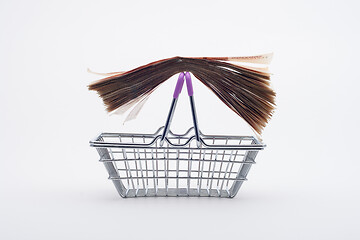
[90,72,265,198]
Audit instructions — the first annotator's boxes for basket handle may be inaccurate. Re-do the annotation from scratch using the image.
[160,72,201,147]
[160,72,185,146]
[185,72,200,146]
[173,72,185,98]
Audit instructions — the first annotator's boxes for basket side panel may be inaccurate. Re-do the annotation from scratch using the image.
[229,149,258,197]
[96,147,127,197]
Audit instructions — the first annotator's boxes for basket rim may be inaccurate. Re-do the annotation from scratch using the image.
[89,127,266,150]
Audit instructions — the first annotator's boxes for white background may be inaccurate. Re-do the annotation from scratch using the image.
[1,0,360,239]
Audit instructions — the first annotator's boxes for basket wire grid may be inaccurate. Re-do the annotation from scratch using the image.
[90,72,265,198]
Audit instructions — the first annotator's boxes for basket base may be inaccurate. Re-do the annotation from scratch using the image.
[120,188,236,198]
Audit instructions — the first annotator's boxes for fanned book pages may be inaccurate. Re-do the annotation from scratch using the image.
[88,53,276,135]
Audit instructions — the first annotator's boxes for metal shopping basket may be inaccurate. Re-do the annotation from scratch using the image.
[90,72,265,198]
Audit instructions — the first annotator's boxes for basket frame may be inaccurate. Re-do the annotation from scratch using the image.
[90,127,264,198]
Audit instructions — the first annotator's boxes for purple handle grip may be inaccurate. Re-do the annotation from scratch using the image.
[185,72,193,96]
[173,72,185,98]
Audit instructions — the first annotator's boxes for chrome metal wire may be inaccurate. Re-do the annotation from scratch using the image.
[90,127,264,198]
